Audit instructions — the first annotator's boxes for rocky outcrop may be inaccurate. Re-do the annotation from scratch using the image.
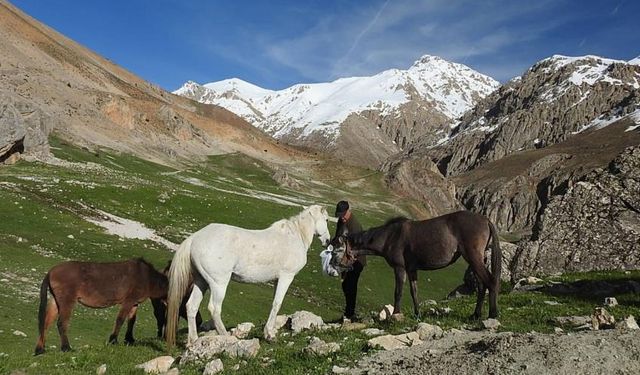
[511,146,640,279]
[0,92,52,163]
[432,56,640,177]
[381,155,461,217]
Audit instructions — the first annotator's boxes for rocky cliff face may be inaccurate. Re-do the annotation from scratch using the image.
[432,55,640,177]
[0,91,52,163]
[510,145,640,280]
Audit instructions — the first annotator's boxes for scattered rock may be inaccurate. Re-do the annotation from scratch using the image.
[378,304,395,321]
[289,311,324,333]
[227,338,260,358]
[304,337,341,356]
[135,356,175,374]
[604,297,619,307]
[368,332,422,351]
[554,327,564,334]
[554,316,591,327]
[180,335,239,364]
[415,323,443,340]
[543,300,562,306]
[362,328,385,337]
[591,307,616,330]
[616,315,639,331]
[482,319,501,330]
[12,330,26,337]
[164,369,179,375]
[231,322,254,339]
[96,364,106,375]
[202,358,223,375]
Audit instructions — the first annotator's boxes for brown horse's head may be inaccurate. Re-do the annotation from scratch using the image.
[329,235,356,273]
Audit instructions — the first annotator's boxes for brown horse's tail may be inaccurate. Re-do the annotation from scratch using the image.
[488,220,502,293]
[38,272,51,339]
[166,236,193,348]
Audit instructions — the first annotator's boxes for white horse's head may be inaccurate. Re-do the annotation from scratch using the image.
[305,205,330,246]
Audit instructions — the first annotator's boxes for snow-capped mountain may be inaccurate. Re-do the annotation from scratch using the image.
[174,55,499,147]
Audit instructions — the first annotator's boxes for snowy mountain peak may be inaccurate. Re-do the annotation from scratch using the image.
[174,56,499,143]
[629,56,640,66]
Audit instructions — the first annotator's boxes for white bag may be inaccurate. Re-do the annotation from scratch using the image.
[320,247,339,277]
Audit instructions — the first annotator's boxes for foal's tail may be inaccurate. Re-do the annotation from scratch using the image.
[37,273,51,340]
[166,236,193,348]
[488,220,502,294]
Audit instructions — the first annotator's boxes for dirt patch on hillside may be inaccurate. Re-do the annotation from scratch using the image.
[348,329,640,375]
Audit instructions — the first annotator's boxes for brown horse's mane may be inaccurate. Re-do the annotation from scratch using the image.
[350,216,409,247]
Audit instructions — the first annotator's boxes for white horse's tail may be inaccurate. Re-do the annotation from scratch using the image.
[166,236,193,348]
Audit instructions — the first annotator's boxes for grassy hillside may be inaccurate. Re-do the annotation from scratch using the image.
[1,140,638,375]
[0,138,466,374]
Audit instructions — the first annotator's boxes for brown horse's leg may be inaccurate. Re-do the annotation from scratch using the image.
[124,304,139,345]
[392,267,406,315]
[108,303,135,344]
[407,269,420,318]
[151,298,166,338]
[462,247,493,320]
[56,299,75,352]
[473,277,487,319]
[35,299,59,355]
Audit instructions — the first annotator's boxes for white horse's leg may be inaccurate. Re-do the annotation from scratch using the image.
[264,274,295,341]
[208,274,231,336]
[186,278,206,345]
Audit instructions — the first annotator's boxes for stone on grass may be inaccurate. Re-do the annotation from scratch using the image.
[180,335,239,364]
[289,311,324,333]
[367,332,422,351]
[164,369,179,375]
[202,359,223,375]
[332,365,350,374]
[227,338,260,358]
[616,315,639,330]
[604,297,619,307]
[591,307,615,330]
[304,336,341,356]
[378,304,394,321]
[390,313,405,322]
[96,364,107,375]
[135,356,175,374]
[12,330,26,337]
[554,316,591,327]
[482,319,501,330]
[231,322,254,339]
[362,328,385,337]
[416,323,443,340]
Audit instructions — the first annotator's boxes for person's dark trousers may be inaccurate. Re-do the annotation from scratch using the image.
[342,260,364,319]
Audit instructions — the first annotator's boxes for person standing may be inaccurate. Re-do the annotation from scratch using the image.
[332,200,365,320]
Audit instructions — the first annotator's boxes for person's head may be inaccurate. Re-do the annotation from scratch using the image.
[335,200,350,218]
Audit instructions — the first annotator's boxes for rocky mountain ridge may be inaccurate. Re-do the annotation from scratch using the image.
[175,56,498,168]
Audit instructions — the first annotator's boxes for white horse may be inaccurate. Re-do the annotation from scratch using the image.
[165,205,330,346]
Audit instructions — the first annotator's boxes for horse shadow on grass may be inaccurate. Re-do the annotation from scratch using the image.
[537,278,640,304]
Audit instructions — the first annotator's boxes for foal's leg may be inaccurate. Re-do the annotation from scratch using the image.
[109,302,135,344]
[208,274,232,337]
[35,299,59,355]
[407,269,420,318]
[124,304,139,344]
[150,298,166,338]
[56,298,75,352]
[264,274,295,341]
[186,277,207,345]
[393,267,407,315]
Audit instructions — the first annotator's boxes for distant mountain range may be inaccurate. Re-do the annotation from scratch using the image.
[175,56,499,167]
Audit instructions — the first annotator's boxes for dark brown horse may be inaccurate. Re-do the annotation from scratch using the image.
[35,258,168,355]
[331,211,501,319]
[150,262,202,338]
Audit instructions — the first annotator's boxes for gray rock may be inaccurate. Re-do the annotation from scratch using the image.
[367,332,422,351]
[482,319,501,330]
[415,323,443,340]
[604,297,619,307]
[180,335,239,364]
[202,359,223,375]
[616,315,640,330]
[303,337,341,356]
[96,364,107,375]
[289,311,324,333]
[554,316,591,327]
[227,338,260,358]
[135,356,175,374]
[230,322,254,339]
[362,328,385,337]
[591,307,616,330]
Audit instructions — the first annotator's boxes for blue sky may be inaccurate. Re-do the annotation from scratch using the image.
[12,0,640,91]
